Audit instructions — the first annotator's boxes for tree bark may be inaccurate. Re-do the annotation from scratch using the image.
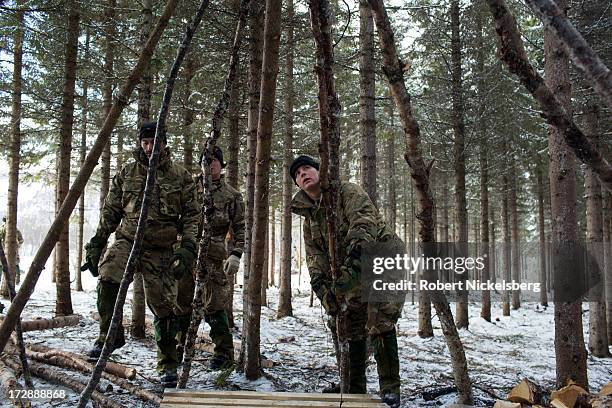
[486,0,612,190]
[76,29,90,293]
[543,0,588,389]
[242,0,265,331]
[99,0,116,211]
[269,211,276,287]
[244,0,282,381]
[510,160,520,310]
[524,0,612,111]
[278,0,295,319]
[584,102,610,357]
[359,0,377,206]
[0,0,179,356]
[502,174,511,316]
[54,1,80,317]
[182,52,196,171]
[537,156,548,306]
[368,0,473,403]
[451,0,468,330]
[1,0,25,299]
[386,97,397,231]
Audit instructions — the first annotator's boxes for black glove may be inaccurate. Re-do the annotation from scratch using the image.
[81,236,106,277]
[170,240,196,280]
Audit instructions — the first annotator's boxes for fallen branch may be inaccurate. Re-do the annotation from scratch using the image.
[26,343,136,380]
[524,0,612,111]
[0,358,30,407]
[3,357,122,408]
[0,315,81,332]
[486,0,612,190]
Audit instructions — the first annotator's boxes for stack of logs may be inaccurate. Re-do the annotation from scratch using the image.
[494,379,612,408]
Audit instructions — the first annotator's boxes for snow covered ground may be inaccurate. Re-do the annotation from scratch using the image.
[0,255,611,407]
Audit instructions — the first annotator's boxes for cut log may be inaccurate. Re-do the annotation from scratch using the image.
[0,358,30,407]
[18,345,159,404]
[19,359,123,408]
[90,311,154,336]
[26,343,136,380]
[550,382,588,408]
[508,378,546,404]
[493,401,521,408]
[0,315,81,332]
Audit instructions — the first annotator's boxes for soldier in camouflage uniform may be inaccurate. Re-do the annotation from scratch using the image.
[0,216,25,283]
[175,146,245,370]
[81,122,200,388]
[290,155,403,408]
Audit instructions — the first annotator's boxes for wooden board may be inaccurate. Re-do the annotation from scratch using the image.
[161,389,387,407]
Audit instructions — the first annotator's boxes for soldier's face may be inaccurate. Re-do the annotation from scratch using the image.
[140,137,166,158]
[209,158,222,180]
[295,165,320,190]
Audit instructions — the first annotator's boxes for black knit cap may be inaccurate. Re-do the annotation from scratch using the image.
[290,155,319,184]
[198,146,226,168]
[139,121,167,142]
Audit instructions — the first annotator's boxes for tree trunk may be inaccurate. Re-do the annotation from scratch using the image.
[490,212,496,284]
[476,0,490,321]
[502,175,511,316]
[131,0,154,340]
[359,0,376,206]
[0,0,178,355]
[261,221,269,307]
[55,1,80,316]
[510,160,520,310]
[584,102,610,357]
[544,0,588,389]
[451,0,468,330]
[386,96,396,232]
[242,0,265,328]
[605,193,612,345]
[76,29,91,293]
[227,55,242,190]
[537,156,548,306]
[99,0,117,211]
[182,52,196,171]
[269,210,276,287]
[368,0,473,403]
[277,0,295,318]
[244,0,282,380]
[1,1,25,299]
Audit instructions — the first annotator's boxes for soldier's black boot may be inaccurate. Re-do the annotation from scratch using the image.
[373,328,400,408]
[322,383,341,393]
[88,281,125,361]
[154,315,179,386]
[206,310,234,370]
[348,339,368,394]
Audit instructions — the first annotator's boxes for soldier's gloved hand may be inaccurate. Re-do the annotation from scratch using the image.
[170,240,196,280]
[321,290,339,316]
[333,264,359,297]
[223,254,241,276]
[81,236,106,277]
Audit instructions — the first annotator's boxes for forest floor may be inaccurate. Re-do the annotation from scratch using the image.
[1,257,611,408]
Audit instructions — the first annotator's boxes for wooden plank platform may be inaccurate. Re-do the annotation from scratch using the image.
[161,389,387,407]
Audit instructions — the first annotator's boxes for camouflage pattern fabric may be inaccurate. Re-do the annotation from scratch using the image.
[290,181,404,336]
[92,148,199,373]
[0,222,24,265]
[175,176,245,362]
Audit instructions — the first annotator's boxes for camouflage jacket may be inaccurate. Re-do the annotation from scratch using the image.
[0,222,24,251]
[94,148,200,249]
[290,182,395,301]
[195,175,245,261]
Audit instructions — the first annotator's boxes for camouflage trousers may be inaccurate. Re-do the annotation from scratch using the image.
[175,259,234,361]
[97,238,180,373]
[327,301,402,396]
